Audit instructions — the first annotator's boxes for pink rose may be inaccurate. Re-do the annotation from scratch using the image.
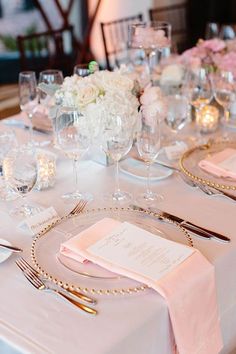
[140,86,162,105]
[200,39,226,52]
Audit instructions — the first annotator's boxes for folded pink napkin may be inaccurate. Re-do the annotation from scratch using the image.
[199,148,236,180]
[60,218,222,354]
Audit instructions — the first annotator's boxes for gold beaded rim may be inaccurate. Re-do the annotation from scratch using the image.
[179,141,236,191]
[30,207,193,296]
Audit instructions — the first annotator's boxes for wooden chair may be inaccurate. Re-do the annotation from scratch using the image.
[101,13,143,70]
[17,25,78,76]
[149,4,189,53]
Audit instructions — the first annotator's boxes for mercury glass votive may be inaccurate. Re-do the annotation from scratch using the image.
[36,151,56,190]
[196,105,219,133]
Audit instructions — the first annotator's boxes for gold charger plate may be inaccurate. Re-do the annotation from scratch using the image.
[180,140,236,191]
[30,207,193,296]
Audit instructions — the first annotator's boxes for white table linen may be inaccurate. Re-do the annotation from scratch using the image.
[1,115,236,354]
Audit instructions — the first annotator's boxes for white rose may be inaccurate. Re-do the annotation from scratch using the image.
[160,64,184,86]
[75,82,100,107]
[93,71,134,92]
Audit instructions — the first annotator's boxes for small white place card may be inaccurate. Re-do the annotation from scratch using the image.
[164,141,188,161]
[88,222,194,282]
[19,206,60,235]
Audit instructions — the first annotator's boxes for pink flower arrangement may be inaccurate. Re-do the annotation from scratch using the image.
[180,38,236,77]
[140,85,167,124]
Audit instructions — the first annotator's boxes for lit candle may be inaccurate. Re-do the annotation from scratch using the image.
[196,105,219,133]
[36,151,56,190]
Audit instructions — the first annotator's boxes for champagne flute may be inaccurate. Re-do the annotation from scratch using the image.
[3,145,39,217]
[56,106,93,201]
[19,71,38,146]
[136,113,163,204]
[101,114,134,203]
[213,71,236,127]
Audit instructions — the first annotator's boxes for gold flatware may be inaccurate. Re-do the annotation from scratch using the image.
[15,259,97,315]
[17,257,96,305]
[130,204,230,243]
[0,243,22,253]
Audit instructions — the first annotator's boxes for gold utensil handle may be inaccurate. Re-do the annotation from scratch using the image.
[55,290,97,315]
[68,289,96,304]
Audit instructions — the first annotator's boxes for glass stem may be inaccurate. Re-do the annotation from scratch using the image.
[223,108,229,122]
[146,162,151,196]
[73,159,79,192]
[28,113,34,144]
[115,159,120,194]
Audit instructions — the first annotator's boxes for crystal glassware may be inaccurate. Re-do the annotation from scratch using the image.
[73,62,99,77]
[3,145,39,217]
[101,114,134,203]
[19,71,38,146]
[212,71,236,128]
[129,21,171,79]
[56,106,93,201]
[0,130,18,201]
[165,94,190,142]
[136,113,163,204]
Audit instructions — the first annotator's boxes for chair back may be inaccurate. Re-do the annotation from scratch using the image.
[149,4,189,53]
[101,13,143,70]
[17,25,78,76]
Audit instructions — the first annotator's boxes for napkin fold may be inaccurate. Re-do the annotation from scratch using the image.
[60,218,223,354]
[199,148,236,180]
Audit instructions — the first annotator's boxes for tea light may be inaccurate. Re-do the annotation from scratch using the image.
[36,151,56,190]
[196,105,219,133]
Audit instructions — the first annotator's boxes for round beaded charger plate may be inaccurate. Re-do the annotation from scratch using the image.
[180,140,236,191]
[31,207,192,296]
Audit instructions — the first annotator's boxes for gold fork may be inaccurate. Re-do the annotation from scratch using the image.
[15,259,97,315]
[16,257,96,304]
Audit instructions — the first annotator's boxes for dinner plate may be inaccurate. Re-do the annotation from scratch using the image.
[120,158,173,181]
[31,208,192,296]
[180,140,236,191]
[0,239,12,263]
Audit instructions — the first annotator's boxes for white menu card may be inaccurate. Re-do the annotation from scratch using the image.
[88,222,194,281]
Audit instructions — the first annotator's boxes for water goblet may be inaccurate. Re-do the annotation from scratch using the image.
[56,106,93,201]
[101,114,134,203]
[136,113,163,205]
[19,71,38,146]
[3,145,39,217]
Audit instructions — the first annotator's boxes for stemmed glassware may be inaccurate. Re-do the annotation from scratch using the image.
[212,70,236,128]
[164,94,190,143]
[73,63,99,77]
[19,71,38,146]
[3,145,39,217]
[129,21,171,79]
[101,114,134,203]
[186,68,213,113]
[56,106,93,201]
[136,113,163,204]
[0,130,18,201]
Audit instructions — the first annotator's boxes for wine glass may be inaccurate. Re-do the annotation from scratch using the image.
[0,130,18,201]
[219,25,235,40]
[129,21,171,80]
[101,114,134,203]
[136,113,163,204]
[3,145,39,217]
[56,106,93,201]
[186,68,213,112]
[165,94,190,142]
[205,22,220,39]
[212,71,236,127]
[19,71,38,146]
[73,62,99,77]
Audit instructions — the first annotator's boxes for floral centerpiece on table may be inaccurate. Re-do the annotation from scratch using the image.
[180,38,236,77]
[51,70,140,138]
